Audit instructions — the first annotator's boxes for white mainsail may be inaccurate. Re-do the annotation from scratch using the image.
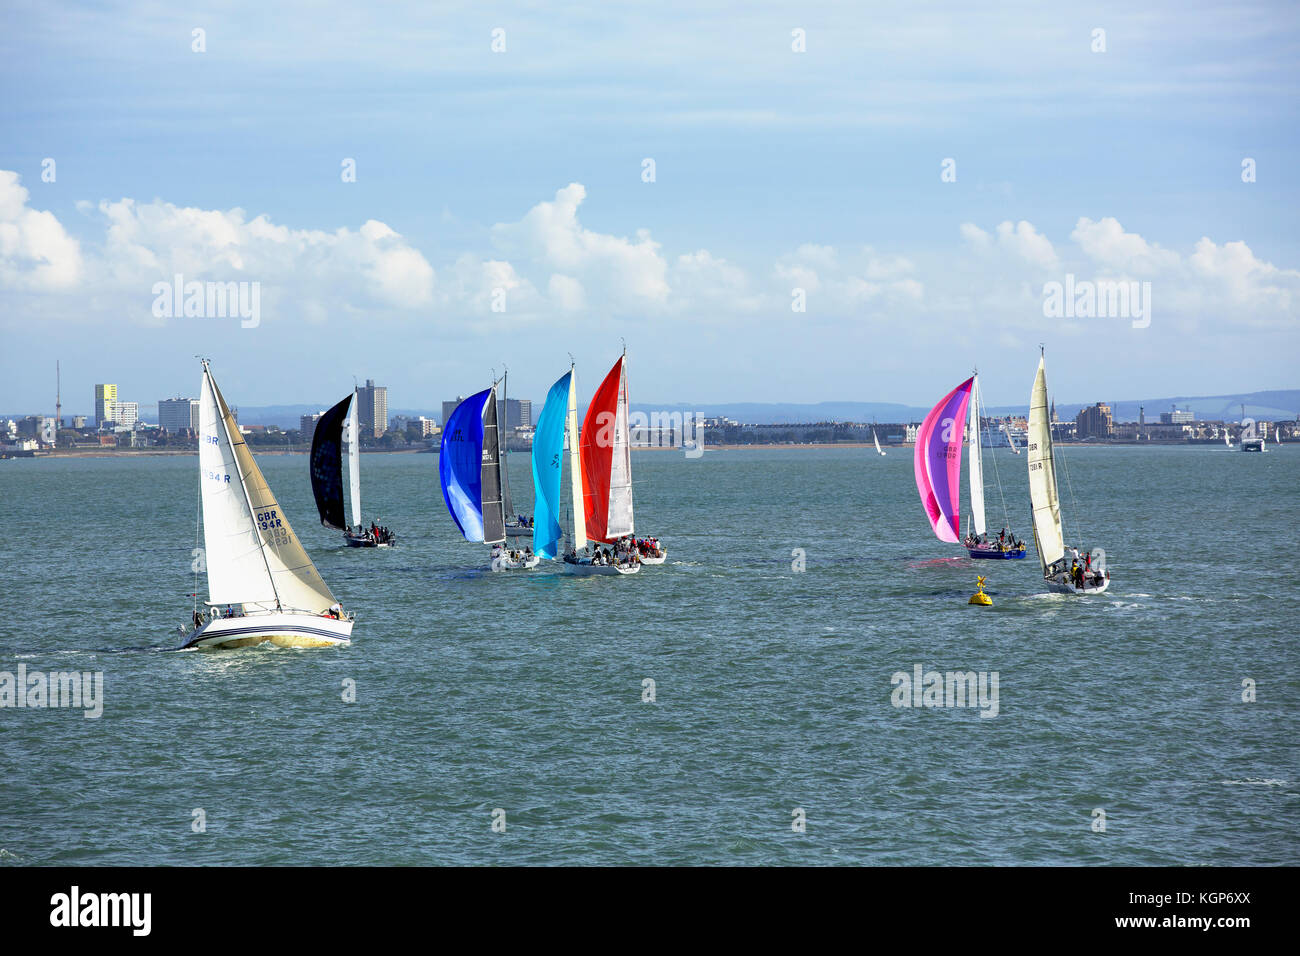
[968,374,987,537]
[873,428,884,455]
[346,390,361,530]
[566,366,587,547]
[606,358,635,538]
[200,365,337,614]
[1027,357,1065,572]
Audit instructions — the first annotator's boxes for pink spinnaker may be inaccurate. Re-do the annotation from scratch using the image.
[914,377,973,543]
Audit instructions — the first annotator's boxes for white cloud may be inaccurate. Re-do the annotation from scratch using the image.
[491,183,670,304]
[1071,217,1180,274]
[0,171,82,290]
[961,219,1058,268]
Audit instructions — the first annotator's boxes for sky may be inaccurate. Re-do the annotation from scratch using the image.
[1,0,1297,415]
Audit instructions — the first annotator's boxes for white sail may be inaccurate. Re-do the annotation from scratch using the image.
[1027,357,1065,572]
[606,358,635,538]
[566,368,587,547]
[200,369,278,607]
[346,390,361,530]
[201,365,337,614]
[873,428,883,455]
[968,374,986,537]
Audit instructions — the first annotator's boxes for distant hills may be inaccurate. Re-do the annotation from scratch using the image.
[10,390,1297,428]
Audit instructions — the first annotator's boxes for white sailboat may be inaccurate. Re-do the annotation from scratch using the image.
[1027,353,1110,594]
[873,427,886,456]
[1004,423,1022,454]
[181,360,353,649]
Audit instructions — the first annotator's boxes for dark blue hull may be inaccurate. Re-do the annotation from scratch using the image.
[968,548,1027,560]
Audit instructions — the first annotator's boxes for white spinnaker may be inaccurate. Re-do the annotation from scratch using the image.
[606,358,635,538]
[206,368,338,613]
[566,369,587,547]
[347,392,361,530]
[1027,357,1065,571]
[200,369,278,607]
[969,375,986,537]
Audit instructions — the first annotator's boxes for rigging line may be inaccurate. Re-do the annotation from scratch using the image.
[193,462,202,618]
[1052,402,1082,547]
[983,404,1011,530]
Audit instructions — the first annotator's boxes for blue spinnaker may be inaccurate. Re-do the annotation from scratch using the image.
[440,388,491,542]
[531,371,571,559]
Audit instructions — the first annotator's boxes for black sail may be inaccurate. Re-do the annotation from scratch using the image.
[480,386,506,544]
[310,394,352,530]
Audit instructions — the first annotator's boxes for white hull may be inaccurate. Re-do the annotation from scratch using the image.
[639,553,667,565]
[563,558,640,575]
[182,611,353,650]
[1045,571,1110,595]
[491,553,541,571]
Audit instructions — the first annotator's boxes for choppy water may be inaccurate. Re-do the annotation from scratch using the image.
[1,445,1296,865]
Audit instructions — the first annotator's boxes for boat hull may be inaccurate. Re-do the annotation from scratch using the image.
[491,553,541,571]
[969,548,1027,560]
[563,558,640,575]
[639,553,667,565]
[504,523,534,538]
[182,612,353,650]
[1045,572,1110,595]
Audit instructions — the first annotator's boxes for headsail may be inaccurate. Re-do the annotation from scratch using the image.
[440,387,491,542]
[532,371,571,559]
[968,374,986,537]
[913,376,973,543]
[581,355,634,543]
[346,389,361,529]
[1027,357,1065,572]
[201,364,337,613]
[309,394,351,531]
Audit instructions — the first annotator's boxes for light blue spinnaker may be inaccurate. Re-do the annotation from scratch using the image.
[531,371,571,559]
[440,388,491,542]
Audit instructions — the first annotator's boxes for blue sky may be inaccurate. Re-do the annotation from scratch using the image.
[1,0,1297,415]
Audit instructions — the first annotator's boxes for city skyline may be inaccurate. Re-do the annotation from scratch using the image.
[1,2,1297,411]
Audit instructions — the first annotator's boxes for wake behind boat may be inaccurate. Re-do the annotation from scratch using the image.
[310,388,396,548]
[180,360,353,650]
[1027,352,1110,594]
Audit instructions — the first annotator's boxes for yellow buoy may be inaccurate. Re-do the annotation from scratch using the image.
[969,575,992,606]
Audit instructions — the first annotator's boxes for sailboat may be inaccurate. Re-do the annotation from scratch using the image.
[310,389,395,547]
[914,374,1025,559]
[1027,352,1110,594]
[441,381,538,570]
[964,374,1026,559]
[873,427,886,456]
[1224,429,1233,448]
[1004,423,1022,455]
[179,360,353,649]
[562,351,648,573]
[499,367,533,539]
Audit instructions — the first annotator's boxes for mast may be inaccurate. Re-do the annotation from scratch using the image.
[566,360,586,550]
[1027,352,1065,575]
[500,367,514,518]
[55,360,61,443]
